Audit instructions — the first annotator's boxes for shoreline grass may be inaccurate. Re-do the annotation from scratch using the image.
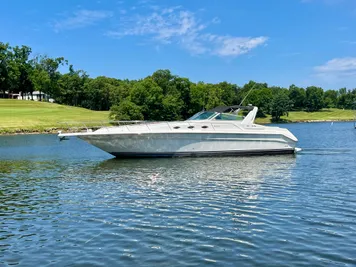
[0,99,355,134]
[0,99,110,134]
[255,109,355,124]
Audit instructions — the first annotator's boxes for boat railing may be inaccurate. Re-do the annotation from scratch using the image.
[57,120,248,134]
[57,120,145,133]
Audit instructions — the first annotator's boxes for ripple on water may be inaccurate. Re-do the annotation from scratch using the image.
[1,129,356,266]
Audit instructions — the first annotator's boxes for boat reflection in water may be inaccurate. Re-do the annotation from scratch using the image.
[58,105,299,158]
[73,154,297,202]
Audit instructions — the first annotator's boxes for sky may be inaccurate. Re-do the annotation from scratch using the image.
[1,0,356,89]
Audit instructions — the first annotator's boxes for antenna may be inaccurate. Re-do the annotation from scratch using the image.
[239,84,256,106]
[231,84,257,115]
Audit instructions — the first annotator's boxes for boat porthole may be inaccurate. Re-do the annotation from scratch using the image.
[202,126,208,129]
[173,126,180,129]
[188,126,194,129]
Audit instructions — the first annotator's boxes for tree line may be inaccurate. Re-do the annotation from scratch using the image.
[1,42,356,121]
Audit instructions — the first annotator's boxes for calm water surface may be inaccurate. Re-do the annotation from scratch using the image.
[1,122,356,266]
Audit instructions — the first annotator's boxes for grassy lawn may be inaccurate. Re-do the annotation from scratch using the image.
[255,108,355,124]
[0,99,110,133]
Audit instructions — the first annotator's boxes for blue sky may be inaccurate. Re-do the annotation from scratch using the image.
[1,0,356,89]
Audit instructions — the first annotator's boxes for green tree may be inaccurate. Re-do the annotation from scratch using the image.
[11,45,33,98]
[189,82,227,113]
[0,42,12,98]
[245,87,273,117]
[151,69,174,95]
[58,65,88,106]
[130,78,164,120]
[109,100,144,121]
[270,92,292,121]
[305,86,324,112]
[172,77,192,119]
[30,66,50,100]
[30,55,66,100]
[217,81,238,105]
[82,76,114,110]
[339,87,347,96]
[162,94,184,121]
[289,84,306,110]
[151,70,193,119]
[323,90,338,108]
[337,90,356,109]
[205,84,224,110]
[189,82,209,113]
[109,79,134,107]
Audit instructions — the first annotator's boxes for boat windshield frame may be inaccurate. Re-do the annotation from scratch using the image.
[187,111,244,121]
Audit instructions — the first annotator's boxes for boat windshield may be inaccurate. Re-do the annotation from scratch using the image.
[214,113,244,120]
[187,111,217,120]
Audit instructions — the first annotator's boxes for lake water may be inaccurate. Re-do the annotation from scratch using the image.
[1,122,356,266]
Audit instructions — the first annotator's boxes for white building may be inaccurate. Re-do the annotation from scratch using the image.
[1,91,20,99]
[17,91,54,102]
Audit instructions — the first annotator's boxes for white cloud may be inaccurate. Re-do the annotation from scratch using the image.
[208,35,268,57]
[107,6,268,57]
[53,9,112,31]
[312,57,356,87]
[314,57,356,74]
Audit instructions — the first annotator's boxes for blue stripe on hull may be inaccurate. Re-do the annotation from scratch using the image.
[110,149,295,158]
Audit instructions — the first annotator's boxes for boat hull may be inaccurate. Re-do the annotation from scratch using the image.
[79,132,297,158]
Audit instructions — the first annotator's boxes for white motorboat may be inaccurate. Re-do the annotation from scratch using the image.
[58,105,299,157]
